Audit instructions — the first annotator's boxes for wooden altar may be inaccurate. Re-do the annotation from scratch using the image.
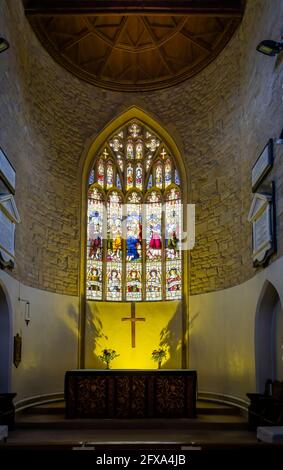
[65,369,197,419]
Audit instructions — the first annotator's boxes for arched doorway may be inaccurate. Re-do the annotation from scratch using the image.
[80,106,189,369]
[272,297,283,381]
[0,283,11,392]
[255,281,283,393]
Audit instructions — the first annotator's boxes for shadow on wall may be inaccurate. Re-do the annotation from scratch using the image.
[85,302,108,368]
[24,302,79,395]
[7,301,80,400]
[188,311,200,331]
[158,301,183,369]
[66,304,79,337]
[157,304,200,369]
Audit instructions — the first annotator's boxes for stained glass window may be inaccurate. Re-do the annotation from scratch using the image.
[146,191,162,300]
[106,191,122,300]
[165,188,182,300]
[88,169,95,185]
[165,159,172,187]
[86,187,104,299]
[86,119,183,301]
[135,140,143,160]
[116,174,122,189]
[106,161,114,189]
[126,164,134,190]
[97,159,104,187]
[155,162,163,189]
[126,140,134,159]
[135,163,143,190]
[126,191,142,301]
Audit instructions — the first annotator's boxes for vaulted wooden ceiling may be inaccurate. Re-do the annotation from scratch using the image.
[24,1,245,91]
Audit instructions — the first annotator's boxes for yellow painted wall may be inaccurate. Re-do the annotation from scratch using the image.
[85,301,182,369]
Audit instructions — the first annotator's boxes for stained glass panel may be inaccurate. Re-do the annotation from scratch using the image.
[165,159,172,187]
[106,262,122,300]
[86,187,104,300]
[146,154,152,171]
[146,263,162,300]
[146,191,162,299]
[117,154,124,172]
[97,159,104,187]
[109,136,123,153]
[175,168,180,185]
[106,161,114,189]
[166,260,182,300]
[88,169,95,186]
[146,191,162,261]
[107,191,123,262]
[87,261,103,300]
[155,162,163,189]
[86,119,183,302]
[165,188,181,261]
[129,122,141,138]
[126,192,142,263]
[126,264,142,301]
[126,140,134,159]
[145,132,160,152]
[165,187,182,300]
[147,173,153,189]
[126,163,134,190]
[135,141,143,160]
[135,163,143,190]
[87,187,104,261]
[116,174,122,189]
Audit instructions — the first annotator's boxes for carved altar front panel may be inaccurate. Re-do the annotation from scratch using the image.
[65,370,197,419]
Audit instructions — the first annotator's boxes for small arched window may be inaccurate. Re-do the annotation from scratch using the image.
[86,120,182,302]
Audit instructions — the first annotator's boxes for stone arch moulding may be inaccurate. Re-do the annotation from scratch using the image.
[255,279,283,393]
[78,105,189,368]
[0,278,13,392]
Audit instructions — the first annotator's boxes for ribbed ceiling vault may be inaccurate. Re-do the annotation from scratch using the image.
[24,1,245,91]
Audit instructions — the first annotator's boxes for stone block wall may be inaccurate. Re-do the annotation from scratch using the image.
[0,0,282,296]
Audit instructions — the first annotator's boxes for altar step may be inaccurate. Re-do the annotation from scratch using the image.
[15,400,248,431]
[19,400,241,416]
[197,400,242,416]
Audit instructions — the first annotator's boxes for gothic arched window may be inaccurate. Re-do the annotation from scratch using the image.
[86,120,182,302]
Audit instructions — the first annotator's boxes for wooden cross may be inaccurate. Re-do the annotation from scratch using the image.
[121,302,145,348]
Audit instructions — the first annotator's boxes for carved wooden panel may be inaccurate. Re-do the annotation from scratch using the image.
[65,370,197,419]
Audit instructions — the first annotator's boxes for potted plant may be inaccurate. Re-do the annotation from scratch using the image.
[151,348,167,369]
[99,348,120,369]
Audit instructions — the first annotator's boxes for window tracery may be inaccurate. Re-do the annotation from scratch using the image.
[87,120,183,301]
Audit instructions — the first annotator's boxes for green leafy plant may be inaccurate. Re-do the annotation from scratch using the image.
[99,348,120,369]
[151,348,167,369]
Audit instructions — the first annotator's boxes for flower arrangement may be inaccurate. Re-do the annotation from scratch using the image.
[99,348,120,369]
[151,348,167,369]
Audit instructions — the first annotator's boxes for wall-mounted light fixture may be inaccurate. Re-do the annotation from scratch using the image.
[24,301,30,326]
[0,37,9,53]
[256,39,283,57]
[18,297,31,325]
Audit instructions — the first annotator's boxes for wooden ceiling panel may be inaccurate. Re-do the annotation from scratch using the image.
[25,1,245,91]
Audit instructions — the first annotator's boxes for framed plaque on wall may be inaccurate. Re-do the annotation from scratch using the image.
[248,182,276,267]
[0,146,16,194]
[0,194,21,269]
[251,139,273,192]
